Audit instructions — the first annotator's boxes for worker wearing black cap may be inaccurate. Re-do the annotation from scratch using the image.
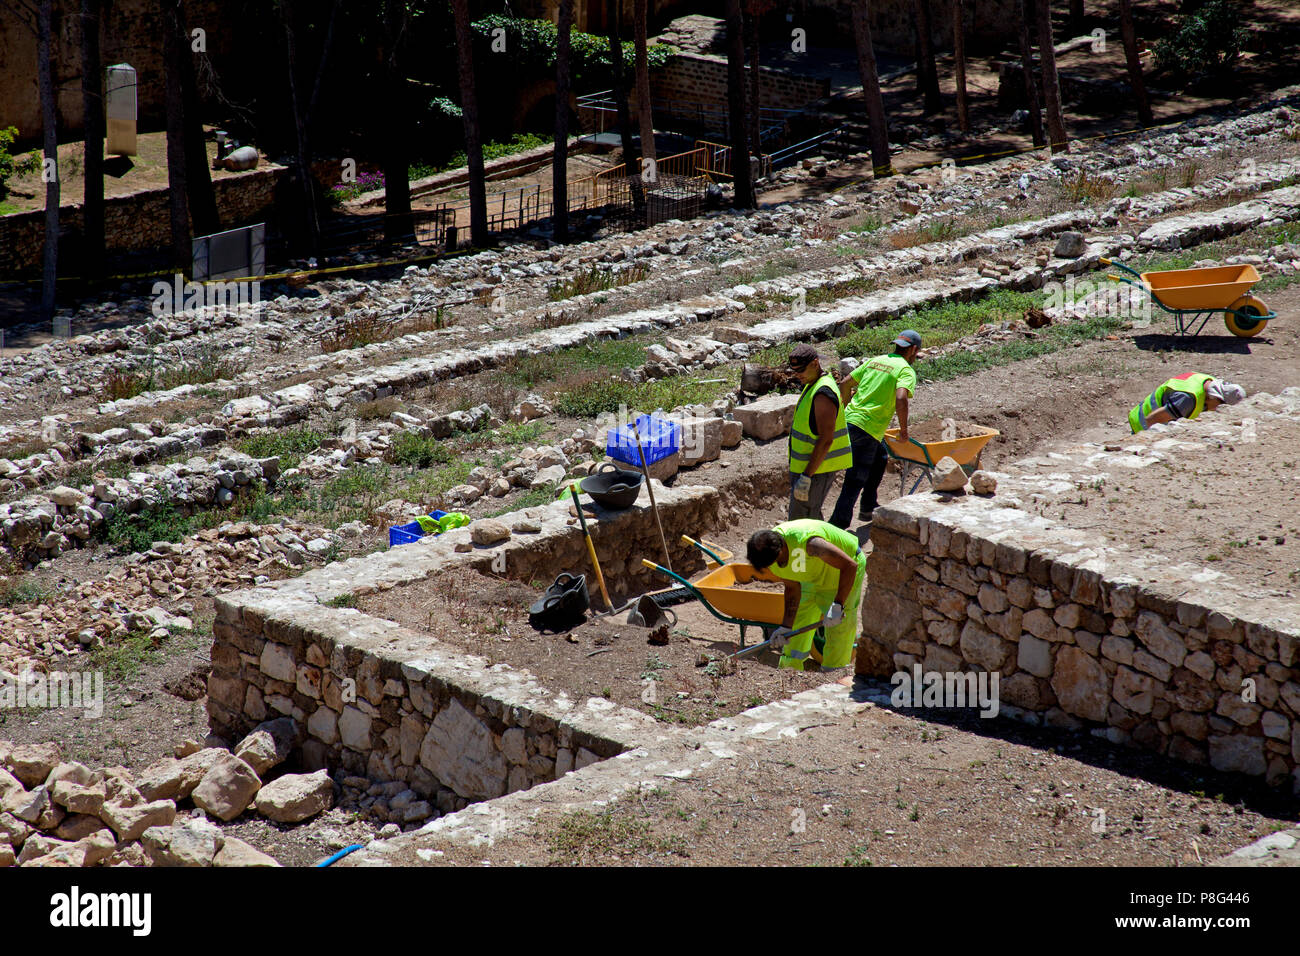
[829,329,921,530]
[786,344,852,520]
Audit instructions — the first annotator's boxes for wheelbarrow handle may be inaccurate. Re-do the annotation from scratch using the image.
[680,535,727,568]
[1100,257,1145,281]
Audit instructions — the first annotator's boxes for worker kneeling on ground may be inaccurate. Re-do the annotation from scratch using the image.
[1129,373,1245,433]
[746,519,866,673]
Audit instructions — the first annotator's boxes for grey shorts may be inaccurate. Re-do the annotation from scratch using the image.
[1163,390,1196,419]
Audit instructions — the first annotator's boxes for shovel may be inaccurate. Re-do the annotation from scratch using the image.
[727,617,828,662]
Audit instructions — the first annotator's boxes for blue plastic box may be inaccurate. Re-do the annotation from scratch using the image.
[606,414,680,468]
[388,510,450,548]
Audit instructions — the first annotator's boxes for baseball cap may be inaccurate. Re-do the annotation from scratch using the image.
[893,329,922,349]
[1206,380,1246,405]
[788,344,821,369]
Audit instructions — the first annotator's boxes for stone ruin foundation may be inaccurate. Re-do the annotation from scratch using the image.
[207,482,719,813]
[860,390,1300,795]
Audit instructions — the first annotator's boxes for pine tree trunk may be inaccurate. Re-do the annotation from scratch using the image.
[80,0,104,281]
[1118,0,1153,127]
[850,0,892,178]
[173,1,218,236]
[605,0,638,168]
[554,0,573,242]
[382,0,412,243]
[1017,0,1046,147]
[450,0,487,246]
[913,0,941,115]
[1035,0,1069,151]
[725,0,755,207]
[38,0,59,319]
[952,0,969,132]
[634,0,655,165]
[162,0,191,271]
[1069,0,1083,35]
[743,0,762,161]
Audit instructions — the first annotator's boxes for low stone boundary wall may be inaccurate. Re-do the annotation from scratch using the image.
[0,163,285,278]
[860,492,1300,793]
[208,483,719,803]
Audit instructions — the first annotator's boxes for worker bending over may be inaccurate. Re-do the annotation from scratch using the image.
[787,345,852,520]
[746,519,866,674]
[1129,373,1245,432]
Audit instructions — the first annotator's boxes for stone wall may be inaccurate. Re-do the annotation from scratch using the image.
[648,53,831,116]
[860,494,1300,793]
[0,163,285,278]
[207,484,719,803]
[0,0,239,143]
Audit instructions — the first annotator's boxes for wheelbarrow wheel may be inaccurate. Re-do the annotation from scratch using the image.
[1225,296,1269,337]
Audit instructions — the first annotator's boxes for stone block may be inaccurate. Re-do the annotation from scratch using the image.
[732,393,799,441]
[1050,646,1108,723]
[1017,635,1053,679]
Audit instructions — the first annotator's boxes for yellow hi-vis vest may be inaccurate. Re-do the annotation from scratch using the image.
[1128,372,1212,433]
[790,372,851,475]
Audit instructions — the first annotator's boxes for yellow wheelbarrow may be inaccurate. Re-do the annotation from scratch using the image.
[883,424,1000,495]
[642,549,835,664]
[1101,257,1276,338]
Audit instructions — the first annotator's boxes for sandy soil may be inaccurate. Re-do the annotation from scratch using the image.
[402,685,1298,867]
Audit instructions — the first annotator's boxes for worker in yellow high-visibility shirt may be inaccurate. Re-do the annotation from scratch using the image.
[829,329,920,530]
[1128,373,1245,432]
[786,345,852,521]
[746,518,865,674]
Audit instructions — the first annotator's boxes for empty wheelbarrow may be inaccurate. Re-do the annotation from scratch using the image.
[1102,257,1277,338]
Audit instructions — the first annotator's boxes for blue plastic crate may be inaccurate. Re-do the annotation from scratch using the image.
[606,414,679,468]
[388,510,449,548]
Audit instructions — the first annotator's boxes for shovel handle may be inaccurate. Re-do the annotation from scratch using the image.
[727,618,828,661]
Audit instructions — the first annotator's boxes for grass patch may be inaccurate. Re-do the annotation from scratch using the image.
[103,349,241,401]
[547,262,650,301]
[326,594,359,608]
[0,575,49,607]
[551,368,737,418]
[104,500,195,553]
[742,257,801,284]
[889,218,967,249]
[918,313,1125,383]
[847,214,884,234]
[387,432,454,469]
[484,485,557,517]
[239,426,328,470]
[400,460,476,505]
[835,288,1041,359]
[86,629,172,681]
[544,807,687,864]
[356,396,402,421]
[500,336,655,388]
[1060,170,1119,204]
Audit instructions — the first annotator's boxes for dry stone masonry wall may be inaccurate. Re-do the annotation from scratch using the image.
[861,394,1300,794]
[208,483,719,802]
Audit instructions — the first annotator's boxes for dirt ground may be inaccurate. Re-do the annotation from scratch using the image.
[1019,407,1300,592]
[399,686,1299,867]
[7,284,1299,866]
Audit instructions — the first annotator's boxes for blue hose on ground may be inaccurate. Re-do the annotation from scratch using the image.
[316,843,365,867]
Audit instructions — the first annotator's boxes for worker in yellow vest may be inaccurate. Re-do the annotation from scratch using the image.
[1128,373,1245,432]
[787,344,852,520]
[746,519,865,673]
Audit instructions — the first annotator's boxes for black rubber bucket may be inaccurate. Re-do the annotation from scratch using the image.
[579,462,644,510]
[528,572,590,632]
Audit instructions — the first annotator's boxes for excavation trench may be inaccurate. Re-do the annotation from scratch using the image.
[206,300,1300,838]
